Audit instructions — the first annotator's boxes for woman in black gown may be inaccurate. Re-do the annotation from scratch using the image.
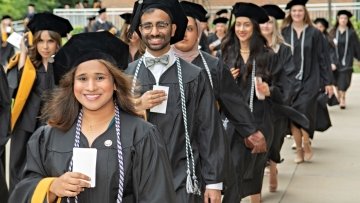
[8,31,175,203]
[329,10,360,109]
[281,0,333,163]
[6,12,73,191]
[221,3,280,202]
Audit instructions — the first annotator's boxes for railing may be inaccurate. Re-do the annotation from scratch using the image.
[12,2,360,32]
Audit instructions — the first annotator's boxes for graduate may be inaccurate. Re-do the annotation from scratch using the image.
[329,10,360,109]
[260,4,297,193]
[281,0,333,163]
[0,65,11,202]
[6,12,73,191]
[8,31,175,203]
[179,1,211,54]
[174,2,267,202]
[83,16,96,33]
[207,17,228,56]
[0,15,15,67]
[119,13,145,63]
[314,18,337,131]
[91,8,118,35]
[126,0,225,202]
[220,3,279,202]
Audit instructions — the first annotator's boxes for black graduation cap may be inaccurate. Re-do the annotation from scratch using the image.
[98,8,106,14]
[262,4,285,20]
[120,13,132,24]
[285,0,308,10]
[27,12,73,37]
[180,1,208,22]
[313,18,329,29]
[212,17,228,25]
[128,0,188,45]
[28,3,35,7]
[216,9,228,16]
[53,31,129,85]
[337,10,353,18]
[232,3,269,24]
[1,15,12,21]
[87,16,96,21]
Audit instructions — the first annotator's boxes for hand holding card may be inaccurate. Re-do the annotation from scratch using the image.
[254,76,265,100]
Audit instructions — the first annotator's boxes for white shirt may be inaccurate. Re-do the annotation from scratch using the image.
[143,48,176,85]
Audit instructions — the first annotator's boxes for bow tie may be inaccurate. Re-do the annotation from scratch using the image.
[145,55,169,68]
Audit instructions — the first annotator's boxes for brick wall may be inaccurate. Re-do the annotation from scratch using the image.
[103,0,354,9]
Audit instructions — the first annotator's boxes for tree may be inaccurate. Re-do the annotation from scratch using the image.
[0,0,58,20]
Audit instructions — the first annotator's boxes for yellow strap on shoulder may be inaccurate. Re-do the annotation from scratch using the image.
[31,177,62,203]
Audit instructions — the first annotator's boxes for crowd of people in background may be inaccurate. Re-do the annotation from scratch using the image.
[1,0,360,202]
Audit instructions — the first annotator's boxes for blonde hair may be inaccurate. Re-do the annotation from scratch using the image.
[267,16,289,52]
[281,5,313,30]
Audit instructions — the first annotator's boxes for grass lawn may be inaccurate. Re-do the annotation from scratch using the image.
[354,61,360,73]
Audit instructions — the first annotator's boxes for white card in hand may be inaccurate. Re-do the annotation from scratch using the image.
[150,85,169,114]
[254,76,265,100]
[6,32,22,49]
[72,148,97,187]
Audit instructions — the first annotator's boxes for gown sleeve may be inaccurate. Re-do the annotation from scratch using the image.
[132,125,176,203]
[194,70,225,185]
[8,126,50,203]
[350,30,360,60]
[0,65,11,146]
[316,31,333,87]
[216,60,258,138]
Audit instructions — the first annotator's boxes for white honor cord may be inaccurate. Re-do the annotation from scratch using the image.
[336,27,349,66]
[249,59,256,113]
[291,24,308,80]
[130,56,200,195]
[199,51,214,88]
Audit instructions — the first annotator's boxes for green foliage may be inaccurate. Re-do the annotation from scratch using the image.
[0,0,59,20]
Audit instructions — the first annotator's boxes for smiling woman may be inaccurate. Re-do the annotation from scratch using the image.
[8,31,176,203]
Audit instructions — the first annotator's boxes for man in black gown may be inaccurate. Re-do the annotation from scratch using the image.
[126,0,226,202]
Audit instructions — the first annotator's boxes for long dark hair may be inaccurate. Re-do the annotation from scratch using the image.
[221,18,272,84]
[29,30,62,67]
[41,59,137,131]
[329,15,354,38]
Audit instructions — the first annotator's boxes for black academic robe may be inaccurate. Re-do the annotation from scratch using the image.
[0,33,15,67]
[207,33,221,51]
[331,28,360,91]
[192,51,258,202]
[268,44,297,163]
[8,112,176,203]
[221,50,281,198]
[282,26,332,138]
[125,59,225,203]
[92,20,115,32]
[0,66,10,202]
[7,63,56,190]
[199,32,211,54]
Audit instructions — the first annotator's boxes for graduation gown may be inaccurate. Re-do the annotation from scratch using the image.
[6,57,56,190]
[8,112,176,203]
[282,26,332,138]
[199,32,211,54]
[192,51,257,202]
[125,58,225,203]
[268,44,297,163]
[92,20,116,33]
[0,65,11,202]
[0,31,15,67]
[221,50,280,198]
[207,33,221,51]
[332,28,360,91]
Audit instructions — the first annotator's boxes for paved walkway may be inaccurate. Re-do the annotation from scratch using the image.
[244,74,360,203]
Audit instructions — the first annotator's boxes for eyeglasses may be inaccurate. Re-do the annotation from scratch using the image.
[139,21,170,33]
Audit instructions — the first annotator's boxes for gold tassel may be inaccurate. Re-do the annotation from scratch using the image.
[28,31,34,46]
